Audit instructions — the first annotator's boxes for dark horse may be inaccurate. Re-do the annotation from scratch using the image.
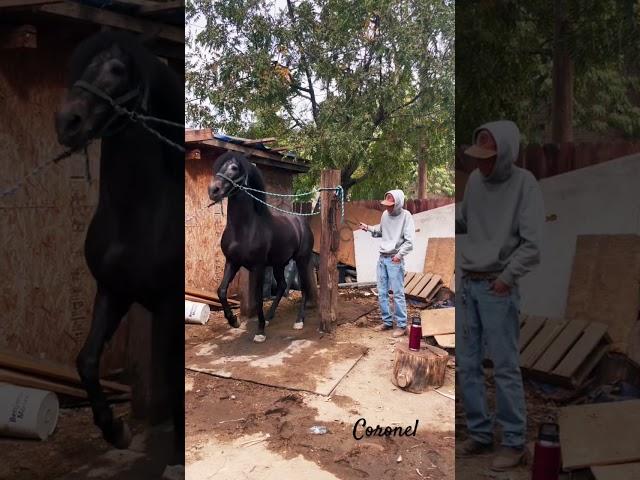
[55,32,184,473]
[208,152,317,342]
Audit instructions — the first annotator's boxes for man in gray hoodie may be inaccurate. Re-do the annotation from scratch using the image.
[456,121,544,470]
[360,189,415,338]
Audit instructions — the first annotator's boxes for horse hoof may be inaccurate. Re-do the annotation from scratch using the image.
[265,320,270,327]
[293,321,304,330]
[228,317,240,328]
[162,464,185,480]
[253,334,266,343]
[109,418,132,450]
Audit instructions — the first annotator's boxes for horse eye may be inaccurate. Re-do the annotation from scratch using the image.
[230,164,238,171]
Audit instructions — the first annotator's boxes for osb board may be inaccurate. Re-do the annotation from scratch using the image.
[0,34,126,372]
[310,203,381,268]
[558,400,640,470]
[185,150,297,296]
[185,299,371,395]
[565,235,640,353]
[592,463,640,480]
[423,237,454,285]
[434,334,455,349]
[420,308,455,336]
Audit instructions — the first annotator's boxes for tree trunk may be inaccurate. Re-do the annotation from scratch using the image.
[417,159,427,199]
[551,0,574,143]
[392,343,449,393]
[319,170,341,332]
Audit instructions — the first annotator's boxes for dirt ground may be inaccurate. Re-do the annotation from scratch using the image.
[185,290,455,480]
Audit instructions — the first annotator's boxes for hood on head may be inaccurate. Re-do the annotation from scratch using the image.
[385,189,405,216]
[472,120,521,183]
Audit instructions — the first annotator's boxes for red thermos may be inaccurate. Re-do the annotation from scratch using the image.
[408,317,422,351]
[531,423,561,480]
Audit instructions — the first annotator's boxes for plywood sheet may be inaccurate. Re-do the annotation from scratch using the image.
[565,235,640,353]
[434,334,455,349]
[0,36,125,372]
[559,400,640,470]
[423,237,455,286]
[420,308,455,336]
[592,463,640,480]
[310,204,381,268]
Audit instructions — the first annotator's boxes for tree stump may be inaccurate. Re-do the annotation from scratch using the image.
[391,342,449,393]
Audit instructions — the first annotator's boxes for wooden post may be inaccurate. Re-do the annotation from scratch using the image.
[319,170,341,333]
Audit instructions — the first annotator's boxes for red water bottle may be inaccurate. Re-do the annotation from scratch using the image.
[408,317,422,351]
[531,423,561,480]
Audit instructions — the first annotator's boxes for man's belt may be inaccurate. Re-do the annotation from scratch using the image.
[463,270,502,280]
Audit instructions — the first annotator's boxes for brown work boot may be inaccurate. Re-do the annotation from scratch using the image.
[373,323,393,332]
[490,446,528,471]
[392,327,407,338]
[456,438,493,458]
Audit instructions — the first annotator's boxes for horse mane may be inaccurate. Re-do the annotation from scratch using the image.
[214,152,271,216]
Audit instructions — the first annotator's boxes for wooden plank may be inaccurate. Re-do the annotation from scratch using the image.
[0,368,87,398]
[0,348,130,393]
[418,274,442,299]
[519,316,546,352]
[434,334,455,349]
[0,24,37,49]
[592,463,640,480]
[553,322,609,378]
[404,272,417,288]
[185,286,240,306]
[185,128,213,143]
[38,3,184,44]
[521,320,567,368]
[420,308,455,336]
[559,400,640,470]
[319,170,341,333]
[405,273,425,294]
[409,273,433,297]
[423,237,454,285]
[571,341,610,387]
[200,139,309,172]
[565,235,640,354]
[533,319,587,373]
[139,0,183,14]
[425,281,443,301]
[185,294,221,307]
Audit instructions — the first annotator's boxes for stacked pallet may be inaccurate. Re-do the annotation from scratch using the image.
[0,349,130,400]
[185,286,240,309]
[519,315,611,388]
[403,272,443,303]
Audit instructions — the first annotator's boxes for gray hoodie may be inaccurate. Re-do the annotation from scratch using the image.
[456,121,544,286]
[368,189,415,257]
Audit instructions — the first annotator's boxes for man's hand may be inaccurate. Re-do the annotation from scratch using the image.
[490,279,511,296]
[359,222,368,232]
[392,255,402,264]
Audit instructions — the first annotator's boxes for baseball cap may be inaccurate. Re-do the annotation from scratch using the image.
[380,193,395,206]
[464,129,497,159]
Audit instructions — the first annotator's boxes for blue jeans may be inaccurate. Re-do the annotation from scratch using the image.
[376,255,407,328]
[456,277,526,448]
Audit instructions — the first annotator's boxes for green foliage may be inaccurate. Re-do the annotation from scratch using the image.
[456,0,640,144]
[186,0,454,198]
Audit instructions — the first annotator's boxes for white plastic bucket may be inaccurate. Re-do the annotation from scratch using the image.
[0,384,59,440]
[185,300,211,325]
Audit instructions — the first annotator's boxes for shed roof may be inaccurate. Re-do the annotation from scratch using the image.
[185,128,310,174]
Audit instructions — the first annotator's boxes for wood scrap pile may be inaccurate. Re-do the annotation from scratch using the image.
[558,399,640,478]
[403,272,443,303]
[185,286,240,310]
[0,348,130,400]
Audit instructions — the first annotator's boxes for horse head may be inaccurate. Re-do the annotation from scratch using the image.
[55,32,147,149]
[208,151,251,204]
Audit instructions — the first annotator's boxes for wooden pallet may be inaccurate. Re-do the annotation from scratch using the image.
[519,315,611,388]
[403,272,442,303]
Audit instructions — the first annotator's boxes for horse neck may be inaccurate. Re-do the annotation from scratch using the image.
[226,190,271,229]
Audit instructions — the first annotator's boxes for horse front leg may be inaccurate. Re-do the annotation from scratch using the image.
[266,264,287,325]
[252,265,267,343]
[218,261,240,328]
[77,288,131,449]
